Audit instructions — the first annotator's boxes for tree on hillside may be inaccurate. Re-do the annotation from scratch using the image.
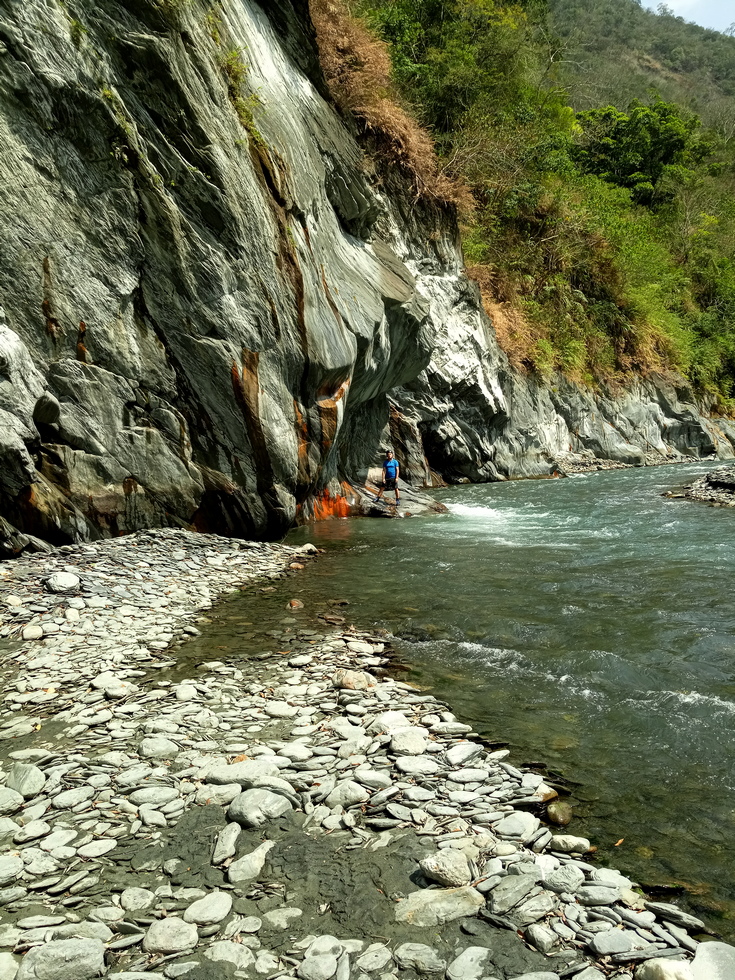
[573,99,709,204]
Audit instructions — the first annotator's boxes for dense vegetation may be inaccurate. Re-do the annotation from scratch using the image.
[312,0,735,408]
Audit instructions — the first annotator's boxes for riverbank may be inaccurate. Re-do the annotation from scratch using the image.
[0,531,731,980]
[665,465,735,507]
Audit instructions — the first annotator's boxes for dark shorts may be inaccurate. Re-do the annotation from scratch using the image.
[382,477,397,491]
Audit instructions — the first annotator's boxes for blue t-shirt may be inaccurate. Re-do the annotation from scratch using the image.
[383,458,399,479]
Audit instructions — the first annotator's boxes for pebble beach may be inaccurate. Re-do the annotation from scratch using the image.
[0,530,731,980]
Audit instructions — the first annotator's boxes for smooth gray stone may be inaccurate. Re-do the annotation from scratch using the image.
[212,823,241,864]
[0,789,23,816]
[576,885,621,906]
[121,888,155,911]
[0,952,20,980]
[486,874,536,914]
[13,820,50,844]
[142,917,197,954]
[390,729,428,756]
[544,864,585,894]
[324,780,369,808]
[420,850,472,887]
[494,811,539,841]
[355,945,393,973]
[395,757,441,776]
[507,974,559,980]
[297,954,338,980]
[227,842,276,883]
[572,969,606,980]
[227,789,292,827]
[511,890,558,927]
[588,929,635,956]
[45,573,80,594]
[692,941,735,979]
[77,839,116,858]
[138,737,179,759]
[204,941,256,970]
[183,891,232,925]
[16,938,104,980]
[206,760,279,786]
[262,908,303,930]
[0,817,23,844]
[525,923,557,954]
[128,787,178,806]
[6,764,46,799]
[445,946,491,980]
[635,959,693,979]
[0,857,23,887]
[195,783,241,806]
[394,943,446,975]
[51,786,95,809]
[445,743,484,767]
[395,887,484,927]
[646,902,705,932]
[51,923,113,943]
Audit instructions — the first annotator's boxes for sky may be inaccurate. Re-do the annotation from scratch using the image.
[642,0,734,33]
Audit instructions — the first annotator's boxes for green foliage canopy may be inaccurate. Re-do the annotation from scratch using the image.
[355,0,735,406]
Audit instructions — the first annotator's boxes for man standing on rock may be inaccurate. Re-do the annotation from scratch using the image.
[375,449,400,507]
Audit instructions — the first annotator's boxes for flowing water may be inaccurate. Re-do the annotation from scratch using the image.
[282,463,735,934]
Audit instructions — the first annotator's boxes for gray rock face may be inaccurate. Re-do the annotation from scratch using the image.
[0,0,731,553]
[0,0,435,546]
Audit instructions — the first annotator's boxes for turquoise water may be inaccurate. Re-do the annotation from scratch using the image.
[286,463,735,934]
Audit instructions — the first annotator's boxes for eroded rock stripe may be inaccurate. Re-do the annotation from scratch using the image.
[0,530,730,980]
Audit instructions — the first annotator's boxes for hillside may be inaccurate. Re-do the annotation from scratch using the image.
[355,0,735,408]
[548,0,735,127]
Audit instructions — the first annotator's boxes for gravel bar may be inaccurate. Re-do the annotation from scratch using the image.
[0,528,731,980]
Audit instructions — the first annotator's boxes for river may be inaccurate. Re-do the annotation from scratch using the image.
[283,463,735,935]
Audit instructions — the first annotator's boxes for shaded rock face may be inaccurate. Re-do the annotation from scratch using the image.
[0,0,434,546]
[0,0,734,553]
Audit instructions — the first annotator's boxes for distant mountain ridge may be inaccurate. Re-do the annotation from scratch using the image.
[548,0,735,134]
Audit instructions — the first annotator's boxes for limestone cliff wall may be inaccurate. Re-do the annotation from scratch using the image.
[0,0,733,554]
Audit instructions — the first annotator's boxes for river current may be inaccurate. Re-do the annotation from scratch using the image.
[284,463,735,934]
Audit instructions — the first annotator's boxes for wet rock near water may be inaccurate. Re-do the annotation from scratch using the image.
[672,466,735,507]
[0,529,730,980]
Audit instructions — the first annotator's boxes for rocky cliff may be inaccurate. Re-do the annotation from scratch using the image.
[1,0,733,555]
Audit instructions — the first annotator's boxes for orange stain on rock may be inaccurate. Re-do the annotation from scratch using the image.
[310,484,353,520]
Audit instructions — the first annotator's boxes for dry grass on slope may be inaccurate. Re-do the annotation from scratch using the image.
[309,0,471,211]
[466,264,545,372]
